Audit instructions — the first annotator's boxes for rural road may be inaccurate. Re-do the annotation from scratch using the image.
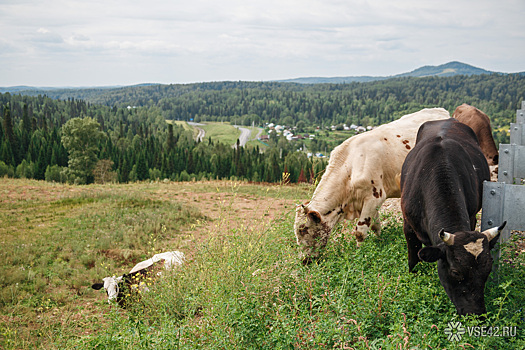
[188,122,262,147]
[235,126,251,148]
[187,122,205,142]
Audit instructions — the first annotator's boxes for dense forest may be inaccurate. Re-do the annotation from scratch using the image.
[1,73,524,184]
[0,93,322,184]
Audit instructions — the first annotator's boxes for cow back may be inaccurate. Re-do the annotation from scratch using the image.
[453,104,499,165]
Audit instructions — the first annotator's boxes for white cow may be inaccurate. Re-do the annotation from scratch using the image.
[294,108,450,263]
[92,251,185,307]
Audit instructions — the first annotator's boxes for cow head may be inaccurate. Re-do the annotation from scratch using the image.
[418,222,506,315]
[92,272,147,308]
[294,204,332,265]
[92,276,123,304]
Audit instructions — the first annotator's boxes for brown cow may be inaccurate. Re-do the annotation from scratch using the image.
[452,104,499,166]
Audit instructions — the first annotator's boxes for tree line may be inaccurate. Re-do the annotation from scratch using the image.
[1,73,523,184]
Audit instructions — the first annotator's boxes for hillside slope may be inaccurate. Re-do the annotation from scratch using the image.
[278,61,496,84]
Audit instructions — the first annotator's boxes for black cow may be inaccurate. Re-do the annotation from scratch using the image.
[401,118,505,315]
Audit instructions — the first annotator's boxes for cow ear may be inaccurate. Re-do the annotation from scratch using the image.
[418,246,444,263]
[307,210,322,224]
[92,282,104,290]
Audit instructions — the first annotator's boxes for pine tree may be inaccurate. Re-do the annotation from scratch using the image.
[34,147,47,180]
[298,168,307,183]
[3,106,19,165]
[135,151,149,181]
[167,123,175,151]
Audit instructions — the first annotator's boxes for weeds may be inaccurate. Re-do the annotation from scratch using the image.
[69,188,523,349]
[1,178,523,349]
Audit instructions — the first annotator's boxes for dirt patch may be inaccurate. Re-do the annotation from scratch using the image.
[153,185,297,257]
[380,198,402,217]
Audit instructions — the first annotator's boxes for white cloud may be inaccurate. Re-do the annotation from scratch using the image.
[0,0,524,86]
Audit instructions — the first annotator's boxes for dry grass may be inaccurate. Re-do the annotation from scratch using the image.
[0,178,309,349]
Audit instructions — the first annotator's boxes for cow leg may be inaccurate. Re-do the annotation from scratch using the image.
[354,196,383,244]
[403,221,422,272]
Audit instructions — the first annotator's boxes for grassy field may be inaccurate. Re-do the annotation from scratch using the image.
[199,122,241,146]
[1,178,523,349]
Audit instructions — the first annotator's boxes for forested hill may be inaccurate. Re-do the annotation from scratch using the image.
[278,61,497,84]
[1,73,524,185]
[9,74,525,130]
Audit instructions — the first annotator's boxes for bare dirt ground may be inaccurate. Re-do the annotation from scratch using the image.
[155,183,298,257]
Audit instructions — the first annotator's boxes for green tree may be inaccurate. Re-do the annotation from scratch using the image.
[61,117,103,184]
[167,123,175,151]
[135,152,149,181]
[3,106,18,165]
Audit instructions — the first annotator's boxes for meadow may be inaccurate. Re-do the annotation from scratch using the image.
[0,178,523,349]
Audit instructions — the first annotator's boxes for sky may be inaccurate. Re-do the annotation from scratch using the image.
[1,0,524,87]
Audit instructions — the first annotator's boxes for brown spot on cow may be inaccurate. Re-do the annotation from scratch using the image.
[357,217,372,227]
[402,140,409,144]
[371,180,375,184]
[384,138,388,141]
[406,144,411,149]
[372,187,380,198]
[397,135,401,138]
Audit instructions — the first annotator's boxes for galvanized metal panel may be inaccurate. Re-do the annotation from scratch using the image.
[497,144,525,183]
[482,181,505,232]
[510,123,525,145]
[482,181,525,269]
[515,145,525,179]
[501,184,525,240]
[483,102,525,274]
[482,182,507,266]
[498,144,513,183]
[517,109,525,124]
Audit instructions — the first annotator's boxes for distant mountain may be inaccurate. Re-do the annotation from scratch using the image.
[396,61,493,78]
[278,61,496,84]
[0,86,59,93]
[0,83,158,94]
[0,62,515,95]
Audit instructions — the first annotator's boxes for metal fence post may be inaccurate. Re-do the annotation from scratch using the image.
[482,101,525,277]
[510,123,525,145]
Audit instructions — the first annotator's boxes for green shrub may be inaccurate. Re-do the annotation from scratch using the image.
[15,160,35,178]
[0,161,14,177]
[44,164,68,183]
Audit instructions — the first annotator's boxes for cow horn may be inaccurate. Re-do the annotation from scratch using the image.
[482,221,507,242]
[439,229,455,245]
